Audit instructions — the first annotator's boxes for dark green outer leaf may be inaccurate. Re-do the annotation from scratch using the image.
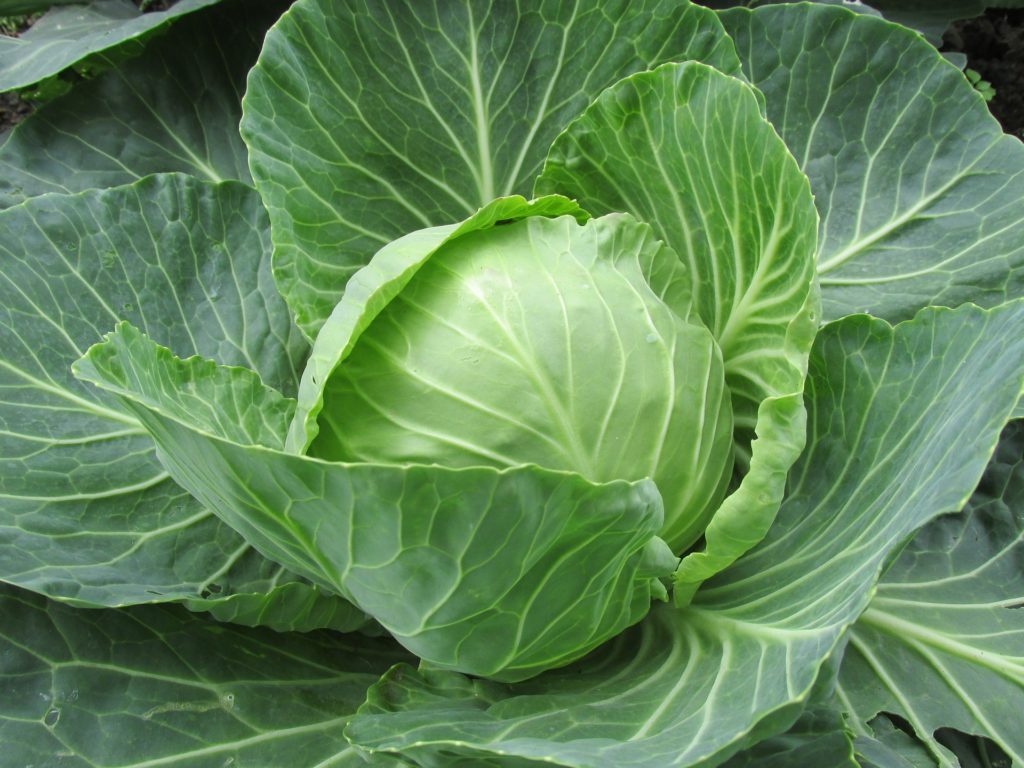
[702,1,978,43]
[722,708,857,768]
[0,177,304,395]
[720,5,1024,323]
[866,1,987,43]
[241,0,742,337]
[854,715,939,768]
[344,301,1024,767]
[0,0,223,92]
[837,422,1024,765]
[0,175,364,632]
[0,0,286,209]
[0,582,411,768]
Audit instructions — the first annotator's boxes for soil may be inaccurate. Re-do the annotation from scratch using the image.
[0,91,31,131]
[1,5,1023,137]
[946,9,1024,140]
[0,12,35,134]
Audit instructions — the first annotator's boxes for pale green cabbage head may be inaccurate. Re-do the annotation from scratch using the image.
[299,211,734,554]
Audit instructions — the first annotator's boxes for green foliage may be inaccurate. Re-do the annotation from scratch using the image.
[838,422,1024,764]
[966,68,997,101]
[1,0,1023,765]
[240,0,741,338]
[0,0,283,207]
[0,0,225,93]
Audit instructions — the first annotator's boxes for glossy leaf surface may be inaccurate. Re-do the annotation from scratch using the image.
[537,61,818,592]
[0,175,362,631]
[838,422,1024,766]
[242,0,741,336]
[721,5,1024,322]
[345,302,1024,767]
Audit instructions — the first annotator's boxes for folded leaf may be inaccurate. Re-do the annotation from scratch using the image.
[345,301,1024,767]
[854,715,939,768]
[75,324,674,681]
[288,195,588,451]
[292,196,731,554]
[0,175,363,632]
[536,61,819,594]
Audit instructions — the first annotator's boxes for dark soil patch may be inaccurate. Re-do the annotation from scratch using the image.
[0,91,32,133]
[0,13,36,134]
[947,9,1024,139]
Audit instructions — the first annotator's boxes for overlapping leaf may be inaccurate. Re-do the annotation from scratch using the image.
[0,582,411,768]
[538,62,818,426]
[344,302,1024,767]
[537,61,818,593]
[0,174,364,631]
[0,0,285,209]
[75,319,674,681]
[703,0,982,43]
[837,422,1024,766]
[722,709,856,768]
[720,5,1024,322]
[0,0,224,93]
[241,0,742,336]
[287,194,728,554]
[1,2,1022,766]
[854,716,938,768]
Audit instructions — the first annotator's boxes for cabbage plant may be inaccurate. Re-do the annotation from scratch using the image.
[1,0,1024,766]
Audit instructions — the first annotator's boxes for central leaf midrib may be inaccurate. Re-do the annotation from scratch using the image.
[860,605,1024,681]
[467,3,494,203]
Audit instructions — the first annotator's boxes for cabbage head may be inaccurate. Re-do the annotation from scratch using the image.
[5,1,1024,763]
[294,209,735,554]
[71,61,819,681]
